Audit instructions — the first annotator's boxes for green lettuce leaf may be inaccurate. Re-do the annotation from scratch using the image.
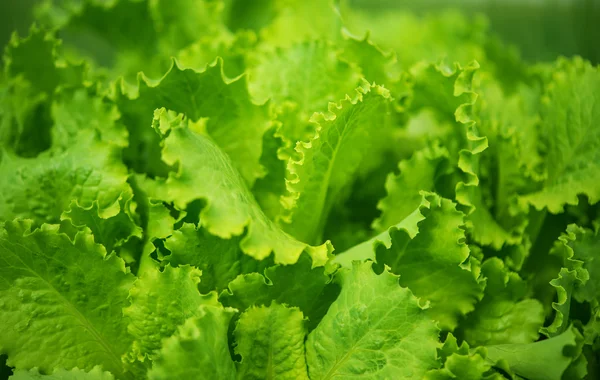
[123,262,218,362]
[373,143,449,232]
[305,261,439,379]
[148,304,237,380]
[459,258,544,346]
[485,326,587,380]
[140,109,329,265]
[51,88,128,149]
[220,252,338,330]
[61,190,142,255]
[248,40,360,144]
[280,81,392,244]
[0,221,135,378]
[251,124,288,220]
[521,58,600,213]
[163,223,273,293]
[234,303,309,380]
[116,58,271,185]
[148,0,231,54]
[1,27,88,157]
[0,132,130,226]
[338,30,397,88]
[543,224,600,339]
[375,193,484,330]
[424,334,504,380]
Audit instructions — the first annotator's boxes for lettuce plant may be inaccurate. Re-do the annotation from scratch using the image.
[1,0,599,379]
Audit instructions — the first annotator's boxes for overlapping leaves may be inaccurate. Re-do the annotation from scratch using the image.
[1,1,599,379]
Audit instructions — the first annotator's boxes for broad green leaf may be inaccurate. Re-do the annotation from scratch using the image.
[117,58,271,185]
[485,326,587,380]
[62,190,142,255]
[51,88,128,149]
[248,40,360,145]
[234,303,309,380]
[10,367,115,380]
[373,143,449,232]
[376,193,483,330]
[521,58,600,213]
[220,252,338,330]
[280,81,392,244]
[164,223,273,293]
[148,305,237,380]
[0,132,130,226]
[460,258,544,346]
[144,109,329,265]
[305,261,439,380]
[124,262,217,361]
[0,221,135,378]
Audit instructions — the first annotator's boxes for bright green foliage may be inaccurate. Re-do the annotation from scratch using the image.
[306,261,439,379]
[544,224,600,342]
[0,133,130,225]
[234,303,309,380]
[62,190,142,255]
[375,193,484,331]
[140,109,329,265]
[0,221,135,378]
[424,334,504,380]
[373,143,449,232]
[281,82,392,244]
[163,223,273,293]
[521,59,600,213]
[1,0,599,379]
[220,253,338,330]
[147,305,237,380]
[459,258,545,346]
[485,326,587,380]
[123,262,217,362]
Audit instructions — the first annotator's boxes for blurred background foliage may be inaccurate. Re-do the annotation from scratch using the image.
[348,0,600,64]
[1,0,599,64]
